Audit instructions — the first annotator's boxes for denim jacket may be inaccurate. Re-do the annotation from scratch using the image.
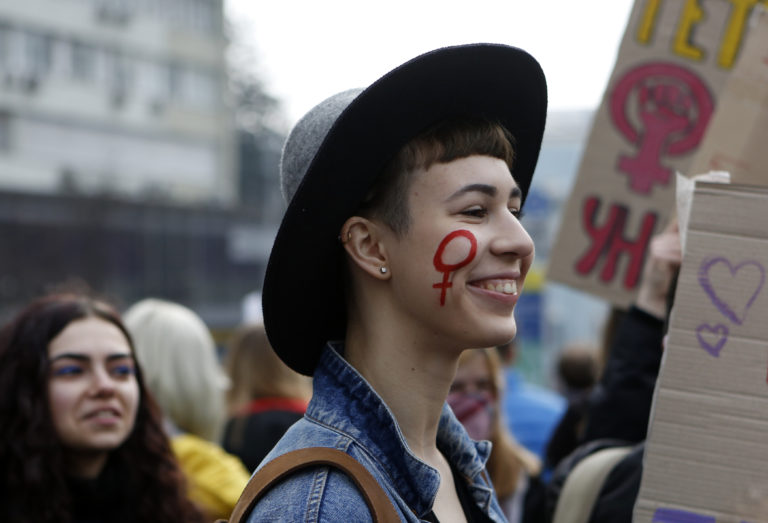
[246,343,507,522]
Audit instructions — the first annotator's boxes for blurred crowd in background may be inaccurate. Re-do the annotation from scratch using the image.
[0,2,689,522]
[0,0,607,386]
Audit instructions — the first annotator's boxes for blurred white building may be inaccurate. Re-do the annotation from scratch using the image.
[0,0,236,204]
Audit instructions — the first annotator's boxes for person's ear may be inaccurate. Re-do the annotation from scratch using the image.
[340,216,391,280]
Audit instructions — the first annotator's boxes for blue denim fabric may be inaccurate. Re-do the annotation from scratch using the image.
[246,343,507,522]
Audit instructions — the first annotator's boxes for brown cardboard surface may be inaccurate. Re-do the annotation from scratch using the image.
[547,0,766,307]
[688,6,768,185]
[634,182,768,523]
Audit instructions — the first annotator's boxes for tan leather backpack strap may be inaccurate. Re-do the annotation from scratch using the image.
[225,447,400,523]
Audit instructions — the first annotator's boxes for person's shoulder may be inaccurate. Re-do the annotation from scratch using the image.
[262,416,342,458]
[245,421,396,521]
[246,465,375,522]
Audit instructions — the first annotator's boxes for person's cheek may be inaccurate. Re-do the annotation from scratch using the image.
[432,230,477,306]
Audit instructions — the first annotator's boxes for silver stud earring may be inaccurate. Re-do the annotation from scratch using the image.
[379,267,388,274]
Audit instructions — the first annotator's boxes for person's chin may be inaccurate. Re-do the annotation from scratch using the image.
[465,316,517,349]
[488,326,517,347]
[82,432,131,452]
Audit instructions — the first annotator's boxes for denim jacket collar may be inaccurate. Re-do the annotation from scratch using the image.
[307,343,495,517]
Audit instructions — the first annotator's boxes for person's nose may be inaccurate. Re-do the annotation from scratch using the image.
[89,367,117,397]
[490,211,534,261]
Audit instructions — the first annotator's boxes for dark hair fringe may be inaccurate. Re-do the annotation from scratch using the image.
[359,116,516,236]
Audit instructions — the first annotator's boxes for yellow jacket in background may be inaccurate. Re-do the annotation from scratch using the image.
[172,433,250,521]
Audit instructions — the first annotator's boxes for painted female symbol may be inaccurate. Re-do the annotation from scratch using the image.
[433,229,477,306]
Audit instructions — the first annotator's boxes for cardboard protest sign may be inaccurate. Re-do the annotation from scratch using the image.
[547,0,766,307]
[688,6,768,185]
[634,182,768,522]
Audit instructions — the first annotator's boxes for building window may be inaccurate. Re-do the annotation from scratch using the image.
[0,113,12,151]
[71,40,96,81]
[25,31,52,76]
[0,24,9,71]
[186,67,216,108]
[168,61,182,98]
[108,52,132,107]
[95,0,135,25]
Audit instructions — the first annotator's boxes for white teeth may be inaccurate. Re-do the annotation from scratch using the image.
[480,280,518,294]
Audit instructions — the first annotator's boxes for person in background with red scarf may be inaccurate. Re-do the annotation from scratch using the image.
[222,322,312,471]
[449,347,542,522]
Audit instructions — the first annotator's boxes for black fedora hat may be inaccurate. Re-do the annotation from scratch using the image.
[263,43,547,375]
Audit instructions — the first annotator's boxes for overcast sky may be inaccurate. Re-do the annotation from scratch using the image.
[225,0,636,125]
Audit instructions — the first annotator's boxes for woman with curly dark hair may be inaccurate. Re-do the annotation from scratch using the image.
[0,293,206,523]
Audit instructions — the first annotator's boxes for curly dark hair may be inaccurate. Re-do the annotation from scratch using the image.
[0,293,205,523]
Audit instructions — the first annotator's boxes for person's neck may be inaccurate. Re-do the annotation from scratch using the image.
[66,450,109,480]
[345,322,459,461]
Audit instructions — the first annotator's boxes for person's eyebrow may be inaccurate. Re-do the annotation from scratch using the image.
[445,184,497,202]
[50,353,133,362]
[508,186,522,201]
[50,353,89,363]
[106,354,134,362]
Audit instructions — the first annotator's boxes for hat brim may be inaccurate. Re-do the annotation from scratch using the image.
[263,43,547,375]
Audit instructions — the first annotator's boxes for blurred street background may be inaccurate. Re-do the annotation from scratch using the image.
[0,0,614,386]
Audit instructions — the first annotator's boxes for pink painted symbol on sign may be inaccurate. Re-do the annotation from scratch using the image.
[575,196,657,289]
[433,229,477,306]
[610,62,714,195]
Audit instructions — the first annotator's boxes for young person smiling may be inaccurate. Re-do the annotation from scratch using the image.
[251,44,547,522]
[0,293,205,523]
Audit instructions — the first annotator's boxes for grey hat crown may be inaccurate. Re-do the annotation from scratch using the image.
[279,88,363,204]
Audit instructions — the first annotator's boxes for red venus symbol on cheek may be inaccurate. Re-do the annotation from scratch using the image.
[433,229,478,306]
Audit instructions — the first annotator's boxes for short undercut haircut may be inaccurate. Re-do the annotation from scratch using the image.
[358,116,516,236]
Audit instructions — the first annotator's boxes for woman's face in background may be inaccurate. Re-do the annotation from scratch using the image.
[449,350,497,441]
[47,316,139,472]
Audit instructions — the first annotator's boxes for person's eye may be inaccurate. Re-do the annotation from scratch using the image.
[110,364,136,378]
[509,207,525,220]
[461,206,487,218]
[477,379,493,392]
[53,365,83,377]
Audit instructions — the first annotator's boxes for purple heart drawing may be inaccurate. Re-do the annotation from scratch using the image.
[696,323,729,357]
[698,257,765,325]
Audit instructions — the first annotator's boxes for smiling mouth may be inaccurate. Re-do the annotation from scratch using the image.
[471,278,518,295]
